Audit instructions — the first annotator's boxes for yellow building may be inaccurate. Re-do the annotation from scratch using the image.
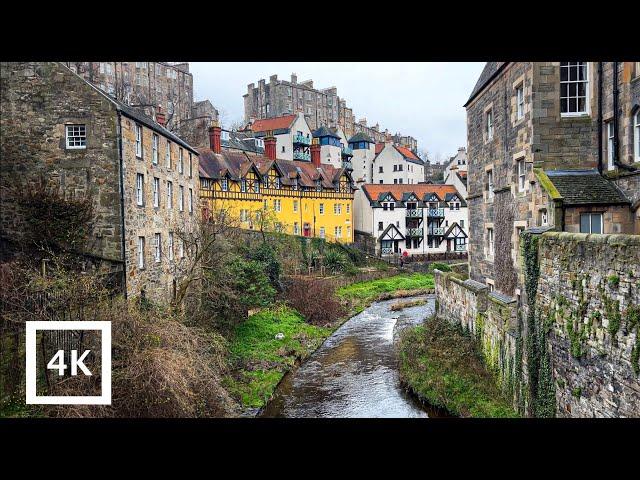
[198,125,355,243]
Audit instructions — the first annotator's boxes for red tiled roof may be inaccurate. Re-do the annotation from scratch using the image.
[362,183,458,202]
[394,145,421,162]
[375,143,386,154]
[249,114,297,134]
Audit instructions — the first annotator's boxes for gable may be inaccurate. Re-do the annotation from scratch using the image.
[379,224,405,241]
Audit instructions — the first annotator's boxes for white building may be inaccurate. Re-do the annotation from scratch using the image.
[248,112,312,161]
[371,143,425,185]
[443,147,468,198]
[347,132,377,183]
[354,184,468,256]
[312,125,352,170]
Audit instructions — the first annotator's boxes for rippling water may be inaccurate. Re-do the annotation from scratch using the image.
[261,295,448,418]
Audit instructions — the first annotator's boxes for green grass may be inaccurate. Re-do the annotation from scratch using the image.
[225,305,331,409]
[399,315,518,418]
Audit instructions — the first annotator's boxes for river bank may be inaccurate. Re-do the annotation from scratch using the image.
[224,273,435,415]
[398,315,518,418]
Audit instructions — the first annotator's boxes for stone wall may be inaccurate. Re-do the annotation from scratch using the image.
[537,232,640,417]
[435,231,640,417]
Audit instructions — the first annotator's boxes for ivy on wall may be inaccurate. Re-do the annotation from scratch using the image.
[494,191,518,296]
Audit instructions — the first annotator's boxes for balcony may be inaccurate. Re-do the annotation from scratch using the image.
[427,208,445,218]
[406,208,423,218]
[293,151,311,161]
[342,161,352,170]
[381,247,393,255]
[455,244,467,252]
[407,228,423,237]
[430,227,445,236]
[293,134,311,146]
[341,146,353,157]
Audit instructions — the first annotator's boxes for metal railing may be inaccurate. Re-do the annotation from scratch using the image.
[407,228,423,237]
[293,151,311,161]
[342,161,352,170]
[341,146,353,156]
[430,227,445,236]
[293,134,311,145]
[406,209,423,218]
[455,244,467,252]
[427,208,445,217]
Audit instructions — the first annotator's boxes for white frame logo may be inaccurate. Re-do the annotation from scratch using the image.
[25,321,111,405]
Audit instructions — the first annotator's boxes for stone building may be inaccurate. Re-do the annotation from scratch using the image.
[424,158,446,183]
[243,73,418,152]
[465,61,639,295]
[1,62,200,303]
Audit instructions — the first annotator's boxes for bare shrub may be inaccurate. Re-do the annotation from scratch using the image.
[282,277,345,326]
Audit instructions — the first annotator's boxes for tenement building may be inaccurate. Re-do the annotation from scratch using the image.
[1,62,200,303]
[354,184,468,256]
[198,123,356,243]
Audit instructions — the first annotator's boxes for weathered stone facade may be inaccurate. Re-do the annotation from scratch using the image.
[435,231,640,417]
[0,62,199,304]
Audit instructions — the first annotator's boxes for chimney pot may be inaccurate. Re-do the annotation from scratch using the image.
[310,138,321,167]
[264,132,277,160]
[155,105,166,127]
[208,120,222,154]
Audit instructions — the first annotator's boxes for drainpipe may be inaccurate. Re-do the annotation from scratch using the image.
[116,111,128,299]
[598,62,603,174]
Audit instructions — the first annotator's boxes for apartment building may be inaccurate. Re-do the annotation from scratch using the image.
[371,143,425,185]
[443,147,468,197]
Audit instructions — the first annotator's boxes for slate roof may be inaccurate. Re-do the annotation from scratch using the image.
[221,130,264,154]
[544,170,630,206]
[463,62,508,107]
[348,132,374,143]
[312,126,340,138]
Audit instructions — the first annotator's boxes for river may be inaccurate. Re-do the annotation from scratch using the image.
[261,295,449,418]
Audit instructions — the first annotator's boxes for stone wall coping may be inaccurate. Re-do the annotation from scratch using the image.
[462,278,489,293]
[488,291,517,306]
[541,231,640,246]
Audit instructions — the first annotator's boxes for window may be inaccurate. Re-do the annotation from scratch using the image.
[319,227,325,239]
[319,203,324,214]
[460,219,465,228]
[241,179,247,192]
[607,121,615,170]
[153,177,160,207]
[347,226,351,239]
[137,237,145,269]
[517,159,526,192]
[168,232,174,261]
[136,173,144,206]
[179,186,184,212]
[334,226,342,239]
[281,146,285,153]
[635,112,640,162]
[378,221,384,231]
[293,200,298,213]
[188,188,193,213]
[399,178,403,184]
[263,175,269,189]
[275,176,281,189]
[152,134,158,164]
[486,110,493,140]
[254,179,260,193]
[560,62,589,116]
[221,177,228,191]
[65,124,86,149]
[178,148,184,174]
[167,181,173,209]
[273,199,281,212]
[346,204,350,214]
[487,228,494,256]
[135,124,142,157]
[154,233,161,262]
[580,213,603,234]
[540,208,548,226]
[379,180,383,184]
[166,140,172,168]
[393,165,398,172]
[293,222,300,235]
[379,166,383,173]
[487,170,494,200]
[394,179,398,184]
[240,209,249,222]
[189,153,193,178]
[516,84,524,120]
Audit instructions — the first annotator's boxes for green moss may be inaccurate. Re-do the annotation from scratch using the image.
[607,275,620,289]
[534,168,563,200]
[604,296,621,337]
[571,387,582,399]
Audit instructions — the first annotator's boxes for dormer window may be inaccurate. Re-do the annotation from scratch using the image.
[221,131,230,141]
[316,179,322,191]
[254,179,260,193]
[263,174,269,188]
[221,177,228,191]
[275,176,281,189]
[241,178,247,192]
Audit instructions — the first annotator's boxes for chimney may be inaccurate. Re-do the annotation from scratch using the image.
[155,105,166,127]
[264,130,277,160]
[208,120,221,154]
[291,73,297,84]
[311,138,321,167]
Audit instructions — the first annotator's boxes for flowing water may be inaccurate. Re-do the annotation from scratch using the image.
[261,295,449,418]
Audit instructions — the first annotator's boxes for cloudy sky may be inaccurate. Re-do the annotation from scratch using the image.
[190,62,485,163]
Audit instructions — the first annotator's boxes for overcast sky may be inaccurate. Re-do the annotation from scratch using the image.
[190,62,485,163]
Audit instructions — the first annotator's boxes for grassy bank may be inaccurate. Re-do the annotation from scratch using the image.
[226,272,435,411]
[399,315,518,418]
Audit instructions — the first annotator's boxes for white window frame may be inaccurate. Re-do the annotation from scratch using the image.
[154,233,161,262]
[634,111,640,162]
[486,110,494,140]
[65,124,87,149]
[188,188,193,213]
[166,140,172,169]
[580,212,603,234]
[137,236,145,269]
[319,227,325,239]
[516,84,524,120]
[167,181,173,209]
[179,185,184,212]
[168,232,174,261]
[517,159,526,192]
[178,148,184,174]
[293,222,300,235]
[487,228,494,257]
[607,121,615,170]
[221,177,228,192]
[135,124,142,158]
[152,133,159,164]
[487,170,494,200]
[560,62,589,117]
[153,177,160,207]
[136,173,144,206]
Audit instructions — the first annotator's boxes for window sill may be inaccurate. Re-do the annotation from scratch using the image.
[560,113,590,120]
